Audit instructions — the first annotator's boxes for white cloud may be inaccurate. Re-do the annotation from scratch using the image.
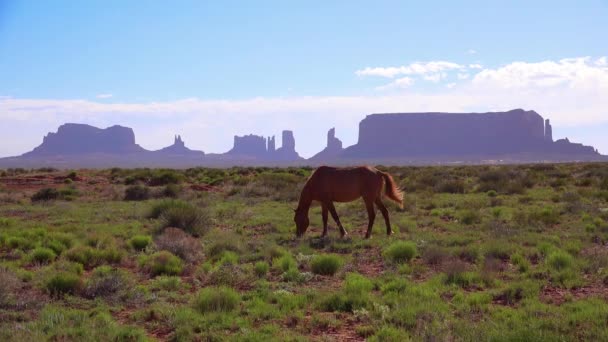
[457,73,470,80]
[467,49,477,55]
[96,93,113,99]
[375,77,415,90]
[356,61,464,78]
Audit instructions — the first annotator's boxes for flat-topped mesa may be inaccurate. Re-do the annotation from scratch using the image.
[156,134,205,156]
[226,134,268,157]
[24,123,145,156]
[342,109,598,159]
[310,127,344,161]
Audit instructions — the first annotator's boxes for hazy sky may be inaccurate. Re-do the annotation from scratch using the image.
[1,0,607,157]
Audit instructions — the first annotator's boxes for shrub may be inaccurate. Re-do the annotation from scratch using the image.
[129,235,152,251]
[254,261,270,278]
[206,232,242,260]
[369,326,411,342]
[160,205,210,237]
[155,228,201,262]
[161,184,181,198]
[460,210,481,225]
[510,253,530,273]
[142,251,183,276]
[31,188,59,202]
[0,267,20,307]
[435,179,465,194]
[422,245,448,265]
[273,253,297,272]
[444,260,477,288]
[30,247,57,264]
[124,185,150,201]
[384,241,417,263]
[546,250,574,271]
[311,254,342,276]
[193,286,240,313]
[83,266,129,299]
[45,272,81,296]
[149,199,211,237]
[149,170,182,186]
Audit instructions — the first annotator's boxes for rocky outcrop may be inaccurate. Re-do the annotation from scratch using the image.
[156,135,205,156]
[273,130,302,161]
[226,134,268,157]
[23,123,146,156]
[310,127,343,161]
[223,130,301,161]
[342,109,599,159]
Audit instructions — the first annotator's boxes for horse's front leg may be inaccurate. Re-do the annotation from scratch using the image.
[364,198,376,239]
[328,202,348,237]
[321,202,329,237]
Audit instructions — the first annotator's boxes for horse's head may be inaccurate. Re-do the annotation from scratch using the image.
[294,208,309,237]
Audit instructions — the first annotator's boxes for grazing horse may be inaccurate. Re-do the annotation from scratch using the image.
[294,166,403,239]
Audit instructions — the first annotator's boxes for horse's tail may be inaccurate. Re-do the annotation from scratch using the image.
[379,171,403,208]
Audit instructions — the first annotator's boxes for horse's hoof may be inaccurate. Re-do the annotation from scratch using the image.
[387,231,394,236]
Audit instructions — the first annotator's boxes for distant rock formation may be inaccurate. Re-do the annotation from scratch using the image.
[223,130,302,161]
[342,109,599,159]
[23,123,146,156]
[156,135,205,156]
[545,119,553,142]
[310,127,343,161]
[226,134,268,157]
[273,130,302,161]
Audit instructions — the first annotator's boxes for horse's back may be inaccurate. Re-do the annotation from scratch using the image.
[309,166,382,201]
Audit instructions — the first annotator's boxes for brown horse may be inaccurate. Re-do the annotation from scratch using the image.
[294,166,403,239]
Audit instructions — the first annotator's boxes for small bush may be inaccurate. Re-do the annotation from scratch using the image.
[161,184,181,198]
[30,247,57,264]
[369,326,411,342]
[273,253,297,272]
[45,272,81,296]
[460,210,481,225]
[160,205,210,237]
[129,235,152,251]
[510,253,530,273]
[155,228,201,262]
[422,245,448,266]
[311,254,342,276]
[83,266,129,299]
[0,267,20,307]
[142,251,183,276]
[384,241,417,263]
[124,185,150,201]
[149,170,183,186]
[546,250,573,271]
[254,261,270,278]
[194,286,240,313]
[31,188,59,202]
[444,260,477,288]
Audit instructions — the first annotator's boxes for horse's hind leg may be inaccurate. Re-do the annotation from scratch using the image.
[375,198,394,235]
[321,202,329,237]
[328,202,347,237]
[364,197,376,239]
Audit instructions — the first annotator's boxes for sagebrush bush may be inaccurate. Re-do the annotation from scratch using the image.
[82,266,129,299]
[311,254,342,276]
[254,261,269,277]
[547,250,574,271]
[273,253,297,272]
[129,235,152,251]
[155,228,201,262]
[422,245,448,265]
[384,241,417,263]
[142,251,183,276]
[194,286,240,313]
[31,188,59,202]
[0,267,19,307]
[124,185,150,201]
[161,184,181,198]
[45,272,81,296]
[29,247,57,264]
[149,199,211,236]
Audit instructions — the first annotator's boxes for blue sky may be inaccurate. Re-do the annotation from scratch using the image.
[1,0,607,157]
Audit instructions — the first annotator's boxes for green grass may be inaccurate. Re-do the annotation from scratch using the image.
[2,164,608,340]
